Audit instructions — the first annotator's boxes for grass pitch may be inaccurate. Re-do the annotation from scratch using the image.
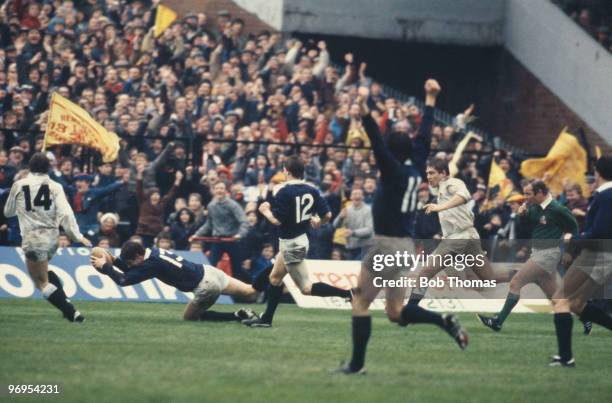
[0,299,610,403]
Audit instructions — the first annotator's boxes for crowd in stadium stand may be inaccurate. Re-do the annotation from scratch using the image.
[0,1,596,282]
[554,0,612,51]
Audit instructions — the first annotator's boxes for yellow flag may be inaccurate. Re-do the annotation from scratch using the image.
[154,4,177,37]
[488,158,514,199]
[520,127,588,196]
[44,93,119,162]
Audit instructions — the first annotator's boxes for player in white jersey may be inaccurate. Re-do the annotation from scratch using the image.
[3,153,92,322]
[407,158,513,306]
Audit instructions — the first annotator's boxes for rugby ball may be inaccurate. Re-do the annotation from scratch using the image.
[91,247,113,265]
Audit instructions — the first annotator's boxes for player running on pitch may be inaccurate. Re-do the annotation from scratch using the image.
[242,155,352,327]
[406,158,514,305]
[90,241,260,323]
[3,152,92,322]
[477,180,580,332]
[337,81,468,375]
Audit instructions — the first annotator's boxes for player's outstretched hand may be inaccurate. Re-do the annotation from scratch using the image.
[90,255,107,271]
[424,79,441,97]
[80,237,92,247]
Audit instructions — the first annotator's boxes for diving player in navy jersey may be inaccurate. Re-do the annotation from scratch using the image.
[243,155,352,327]
[336,81,468,375]
[90,241,260,322]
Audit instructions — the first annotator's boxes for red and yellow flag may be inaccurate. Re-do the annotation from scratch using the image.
[520,128,589,196]
[44,92,119,162]
[154,4,177,37]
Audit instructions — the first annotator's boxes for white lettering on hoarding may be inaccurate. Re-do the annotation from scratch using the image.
[121,285,140,299]
[140,280,161,299]
[0,264,34,298]
[75,265,122,299]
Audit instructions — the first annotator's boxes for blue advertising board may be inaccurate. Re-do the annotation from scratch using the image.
[0,247,232,304]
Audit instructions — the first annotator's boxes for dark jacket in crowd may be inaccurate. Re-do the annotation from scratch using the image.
[136,180,177,237]
[170,208,198,250]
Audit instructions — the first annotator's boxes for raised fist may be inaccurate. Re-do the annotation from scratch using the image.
[357,86,370,100]
[424,79,441,97]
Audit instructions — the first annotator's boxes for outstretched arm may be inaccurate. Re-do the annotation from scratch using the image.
[89,181,123,200]
[151,142,175,171]
[412,79,440,176]
[91,255,153,286]
[357,87,399,178]
[159,170,182,208]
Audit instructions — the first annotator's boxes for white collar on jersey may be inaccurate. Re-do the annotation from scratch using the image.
[285,179,305,185]
[28,172,48,177]
[144,248,151,260]
[596,181,612,193]
[539,193,553,209]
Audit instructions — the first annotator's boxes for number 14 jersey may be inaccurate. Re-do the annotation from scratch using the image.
[4,173,83,242]
[271,180,330,240]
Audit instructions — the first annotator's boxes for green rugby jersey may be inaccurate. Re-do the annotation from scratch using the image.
[516,196,578,249]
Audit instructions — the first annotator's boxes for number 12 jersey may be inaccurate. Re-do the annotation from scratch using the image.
[271,180,330,240]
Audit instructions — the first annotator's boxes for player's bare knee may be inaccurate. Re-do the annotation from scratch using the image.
[269,274,283,286]
[352,305,369,316]
[352,296,370,314]
[29,273,48,290]
[552,298,570,313]
[386,307,403,323]
[247,286,258,298]
[569,297,586,314]
[509,277,522,294]
[296,278,312,295]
